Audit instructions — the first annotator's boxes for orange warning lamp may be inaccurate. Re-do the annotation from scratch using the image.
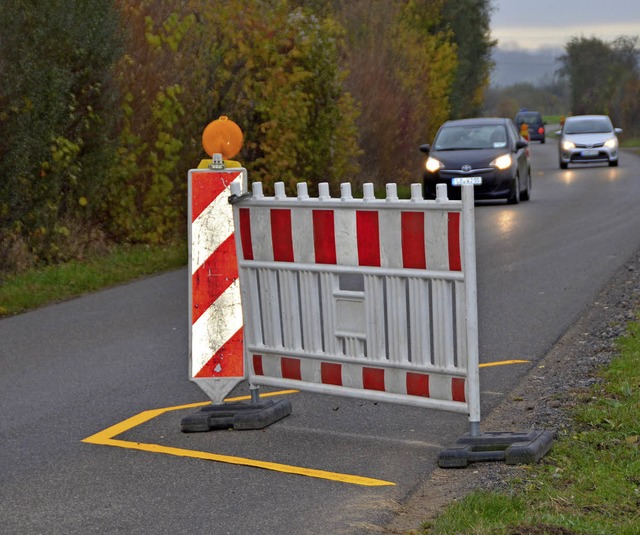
[202,116,243,159]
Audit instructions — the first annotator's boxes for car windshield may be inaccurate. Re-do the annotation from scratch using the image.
[434,125,508,150]
[564,118,612,134]
[516,113,540,125]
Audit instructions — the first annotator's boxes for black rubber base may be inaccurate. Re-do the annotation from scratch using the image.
[180,399,292,433]
[438,430,554,468]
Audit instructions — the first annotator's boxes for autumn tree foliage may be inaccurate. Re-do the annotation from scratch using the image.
[334,0,492,185]
[0,0,495,274]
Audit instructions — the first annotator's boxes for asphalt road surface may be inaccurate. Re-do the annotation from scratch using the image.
[2,141,640,534]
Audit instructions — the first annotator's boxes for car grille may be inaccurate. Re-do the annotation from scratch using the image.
[574,142,604,148]
[440,167,493,176]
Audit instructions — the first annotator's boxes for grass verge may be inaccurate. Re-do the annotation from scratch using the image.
[422,321,640,535]
[0,242,187,317]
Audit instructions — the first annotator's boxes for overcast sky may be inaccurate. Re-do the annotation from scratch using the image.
[491,0,640,50]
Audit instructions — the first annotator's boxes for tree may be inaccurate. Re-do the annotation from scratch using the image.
[558,35,640,134]
[559,37,616,115]
[193,0,361,194]
[0,0,122,271]
[441,0,495,119]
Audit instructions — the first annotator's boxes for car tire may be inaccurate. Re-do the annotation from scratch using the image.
[508,175,520,204]
[541,138,545,144]
[609,159,618,167]
[560,161,568,169]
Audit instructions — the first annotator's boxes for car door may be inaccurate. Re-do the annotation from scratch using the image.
[509,121,529,179]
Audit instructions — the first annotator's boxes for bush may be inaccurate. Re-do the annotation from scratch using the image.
[0,0,122,271]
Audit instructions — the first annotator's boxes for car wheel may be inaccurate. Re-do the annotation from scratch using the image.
[560,161,568,169]
[508,175,520,204]
[609,159,618,167]
[521,170,531,201]
[541,137,545,144]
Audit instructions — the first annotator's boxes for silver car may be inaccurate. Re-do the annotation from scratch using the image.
[557,115,622,169]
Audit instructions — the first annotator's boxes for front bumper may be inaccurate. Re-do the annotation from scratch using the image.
[560,147,617,165]
[424,170,515,200]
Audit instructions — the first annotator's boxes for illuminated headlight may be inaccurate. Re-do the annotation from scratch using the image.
[490,154,512,170]
[562,140,575,151]
[604,138,618,149]
[425,157,443,173]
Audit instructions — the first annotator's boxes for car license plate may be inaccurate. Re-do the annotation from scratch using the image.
[452,176,483,186]
[581,149,598,157]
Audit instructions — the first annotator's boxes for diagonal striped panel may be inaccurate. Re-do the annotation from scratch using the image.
[191,234,238,324]
[189,169,245,387]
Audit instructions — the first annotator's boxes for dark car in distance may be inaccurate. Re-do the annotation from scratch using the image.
[514,110,546,143]
[419,117,531,204]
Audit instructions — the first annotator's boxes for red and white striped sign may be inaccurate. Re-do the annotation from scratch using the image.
[188,168,246,403]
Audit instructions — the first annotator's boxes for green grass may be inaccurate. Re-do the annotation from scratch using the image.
[0,242,187,317]
[422,321,640,535]
[543,115,563,125]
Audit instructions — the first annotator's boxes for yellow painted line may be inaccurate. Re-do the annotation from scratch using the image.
[480,359,530,368]
[82,389,394,487]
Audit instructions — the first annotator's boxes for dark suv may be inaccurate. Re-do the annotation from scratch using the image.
[514,110,546,143]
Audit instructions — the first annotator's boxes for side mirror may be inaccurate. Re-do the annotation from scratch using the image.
[515,140,528,150]
[419,144,431,154]
[615,128,623,134]
[555,130,562,136]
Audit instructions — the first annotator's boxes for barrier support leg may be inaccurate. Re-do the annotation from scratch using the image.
[250,383,261,404]
[438,430,554,468]
[469,421,480,437]
[180,384,292,433]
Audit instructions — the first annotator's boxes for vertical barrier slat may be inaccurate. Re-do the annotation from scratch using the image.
[408,277,431,366]
[320,272,339,355]
[300,271,322,352]
[364,274,386,361]
[387,275,408,364]
[259,268,282,348]
[432,279,454,368]
[280,269,302,350]
[243,267,264,347]
[454,279,467,370]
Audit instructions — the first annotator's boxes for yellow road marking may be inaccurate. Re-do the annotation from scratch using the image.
[480,359,530,368]
[82,389,394,487]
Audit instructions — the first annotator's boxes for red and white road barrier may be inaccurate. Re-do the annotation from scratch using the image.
[230,181,480,424]
[188,168,247,403]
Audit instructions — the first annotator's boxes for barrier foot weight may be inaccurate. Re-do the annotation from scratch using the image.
[437,430,554,468]
[180,399,292,433]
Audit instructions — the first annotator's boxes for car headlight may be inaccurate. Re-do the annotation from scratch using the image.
[490,154,512,170]
[604,138,618,149]
[562,140,575,151]
[425,157,443,173]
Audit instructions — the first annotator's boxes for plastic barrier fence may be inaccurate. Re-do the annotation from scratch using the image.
[230,181,480,424]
